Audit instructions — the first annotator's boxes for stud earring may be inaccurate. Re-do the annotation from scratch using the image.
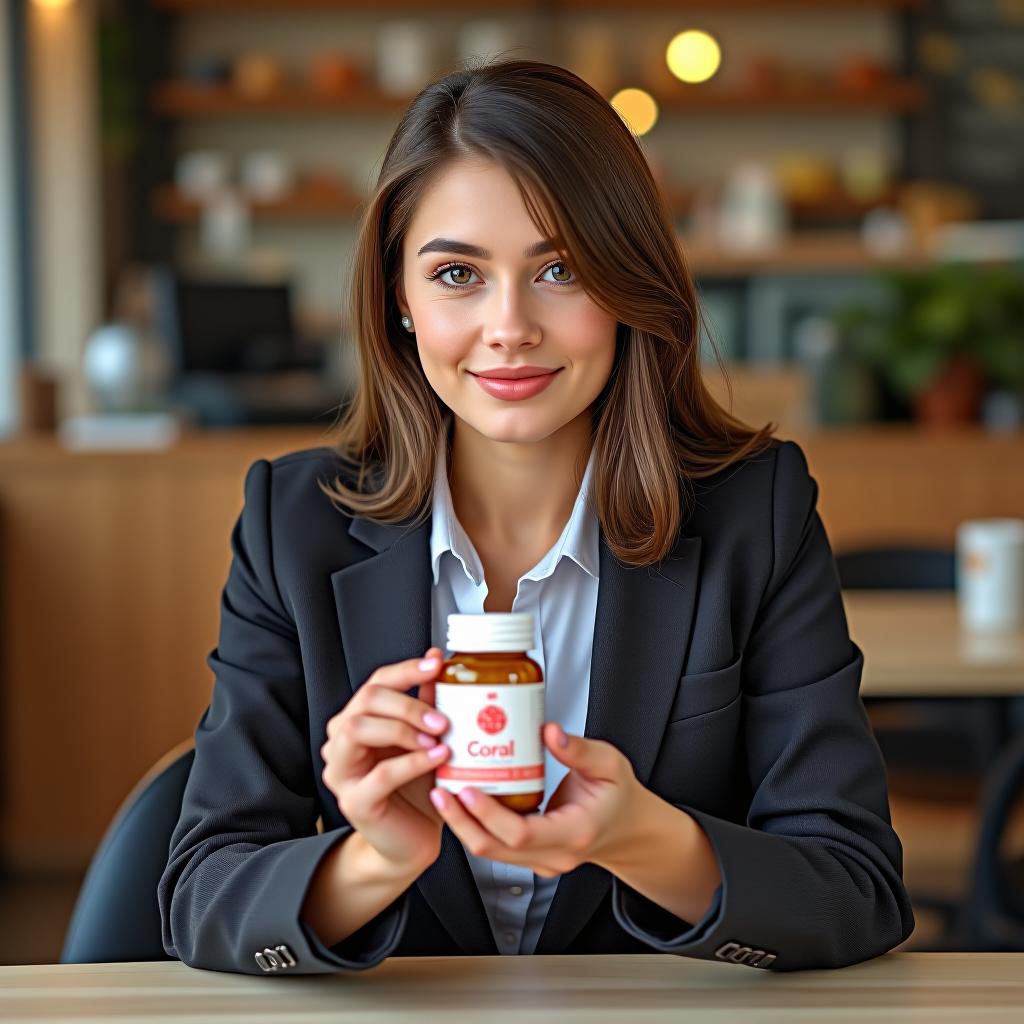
[401,315,415,332]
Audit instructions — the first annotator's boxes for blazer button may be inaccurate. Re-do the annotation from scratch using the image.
[274,943,297,968]
[255,950,276,972]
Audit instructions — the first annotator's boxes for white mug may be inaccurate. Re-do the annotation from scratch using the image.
[956,518,1024,631]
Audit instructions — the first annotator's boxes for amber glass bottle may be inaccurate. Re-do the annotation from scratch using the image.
[434,612,545,814]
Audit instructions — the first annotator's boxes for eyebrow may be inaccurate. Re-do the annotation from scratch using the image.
[416,237,560,260]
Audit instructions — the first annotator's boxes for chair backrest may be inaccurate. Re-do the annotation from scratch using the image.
[963,732,1024,950]
[60,740,194,963]
[834,546,956,591]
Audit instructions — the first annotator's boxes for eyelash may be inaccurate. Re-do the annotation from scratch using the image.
[425,260,577,291]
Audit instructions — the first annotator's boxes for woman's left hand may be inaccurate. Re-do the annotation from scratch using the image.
[428,722,646,877]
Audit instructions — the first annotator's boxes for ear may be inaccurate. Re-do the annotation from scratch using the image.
[395,279,409,320]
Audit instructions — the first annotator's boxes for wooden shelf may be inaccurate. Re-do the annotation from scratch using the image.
[152,0,923,11]
[152,81,413,116]
[152,183,363,220]
[154,183,901,226]
[682,232,932,276]
[149,187,935,274]
[153,78,925,118]
[664,185,901,221]
[654,79,925,113]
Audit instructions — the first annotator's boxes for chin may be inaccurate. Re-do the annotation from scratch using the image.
[459,406,566,445]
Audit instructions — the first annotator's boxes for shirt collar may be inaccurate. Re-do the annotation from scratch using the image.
[429,421,600,588]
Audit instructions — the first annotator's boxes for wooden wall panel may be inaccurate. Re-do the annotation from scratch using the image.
[1,426,1022,870]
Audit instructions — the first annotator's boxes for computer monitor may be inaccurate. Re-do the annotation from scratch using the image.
[152,268,298,376]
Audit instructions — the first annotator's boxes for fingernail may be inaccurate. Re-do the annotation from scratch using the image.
[430,788,447,810]
[416,732,436,748]
[556,725,569,748]
[458,787,477,806]
[427,743,448,760]
[423,711,447,731]
[418,657,440,671]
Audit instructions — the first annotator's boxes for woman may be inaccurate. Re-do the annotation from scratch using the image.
[158,59,914,975]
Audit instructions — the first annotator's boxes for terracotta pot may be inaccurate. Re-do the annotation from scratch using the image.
[912,352,985,426]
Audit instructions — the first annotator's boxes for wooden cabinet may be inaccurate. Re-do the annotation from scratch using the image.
[1,426,1022,871]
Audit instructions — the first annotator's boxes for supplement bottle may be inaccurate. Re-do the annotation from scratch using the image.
[434,612,545,814]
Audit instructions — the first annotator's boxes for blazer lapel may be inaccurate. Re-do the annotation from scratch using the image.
[331,511,702,956]
[331,513,498,955]
[533,531,702,953]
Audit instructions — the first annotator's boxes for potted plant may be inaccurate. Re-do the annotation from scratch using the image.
[833,264,1023,427]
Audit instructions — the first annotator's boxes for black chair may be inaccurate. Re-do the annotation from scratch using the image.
[60,740,194,964]
[959,731,1024,950]
[927,732,1024,951]
[836,544,1017,945]
[835,546,955,591]
[836,545,1007,788]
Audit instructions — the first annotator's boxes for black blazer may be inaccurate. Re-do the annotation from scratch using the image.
[158,438,915,975]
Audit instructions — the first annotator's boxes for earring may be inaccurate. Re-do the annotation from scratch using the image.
[401,315,415,332]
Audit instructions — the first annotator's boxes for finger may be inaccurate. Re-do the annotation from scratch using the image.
[543,723,625,783]
[428,787,504,860]
[363,647,445,692]
[351,744,450,820]
[343,713,439,753]
[463,785,588,851]
[450,787,535,850]
[361,684,449,735]
[418,679,436,708]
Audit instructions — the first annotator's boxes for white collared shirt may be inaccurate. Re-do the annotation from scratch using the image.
[429,421,600,955]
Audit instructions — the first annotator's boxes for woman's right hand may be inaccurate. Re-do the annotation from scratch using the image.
[320,647,451,874]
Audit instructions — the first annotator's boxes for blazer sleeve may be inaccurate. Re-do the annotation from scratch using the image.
[158,458,410,974]
[610,440,916,970]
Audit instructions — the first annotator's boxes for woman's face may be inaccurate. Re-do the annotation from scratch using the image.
[397,158,618,445]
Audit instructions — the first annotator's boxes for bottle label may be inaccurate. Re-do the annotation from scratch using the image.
[434,682,545,795]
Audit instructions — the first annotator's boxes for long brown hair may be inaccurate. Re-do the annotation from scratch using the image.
[320,58,775,566]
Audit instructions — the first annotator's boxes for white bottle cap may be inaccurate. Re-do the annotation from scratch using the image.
[447,612,534,653]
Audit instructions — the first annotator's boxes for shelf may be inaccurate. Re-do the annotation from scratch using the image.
[654,79,925,113]
[681,232,932,276]
[152,0,924,11]
[152,81,412,116]
[148,187,935,275]
[152,183,364,220]
[153,78,925,118]
[154,184,901,225]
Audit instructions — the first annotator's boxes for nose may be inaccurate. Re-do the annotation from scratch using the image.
[482,285,542,353]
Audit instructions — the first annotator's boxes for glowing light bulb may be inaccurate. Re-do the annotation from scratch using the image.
[611,88,659,136]
[666,30,722,85]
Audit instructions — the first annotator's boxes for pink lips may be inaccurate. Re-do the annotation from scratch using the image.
[470,368,562,401]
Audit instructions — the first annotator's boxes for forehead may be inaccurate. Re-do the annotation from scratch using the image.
[406,158,551,248]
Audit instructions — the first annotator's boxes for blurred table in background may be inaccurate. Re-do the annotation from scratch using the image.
[1,426,1023,871]
[845,592,1024,697]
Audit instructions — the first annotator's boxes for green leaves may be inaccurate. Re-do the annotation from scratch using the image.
[832,263,1024,399]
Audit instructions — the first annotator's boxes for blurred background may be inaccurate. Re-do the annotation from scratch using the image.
[2,0,1024,964]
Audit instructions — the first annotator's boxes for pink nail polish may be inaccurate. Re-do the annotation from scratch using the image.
[430,789,446,811]
[427,743,448,760]
[423,711,447,731]
[459,787,477,806]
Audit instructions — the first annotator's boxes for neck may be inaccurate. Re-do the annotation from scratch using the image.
[447,411,593,550]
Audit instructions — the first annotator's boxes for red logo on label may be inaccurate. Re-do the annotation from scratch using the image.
[477,705,507,735]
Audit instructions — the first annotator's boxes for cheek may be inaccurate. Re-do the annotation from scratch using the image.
[415,319,471,374]
[563,310,618,375]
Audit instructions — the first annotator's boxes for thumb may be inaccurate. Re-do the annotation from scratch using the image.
[543,722,618,781]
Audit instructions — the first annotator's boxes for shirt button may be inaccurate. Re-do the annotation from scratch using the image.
[509,885,523,896]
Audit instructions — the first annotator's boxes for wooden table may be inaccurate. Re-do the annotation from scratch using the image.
[844,592,1024,697]
[2,955,1023,1023]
